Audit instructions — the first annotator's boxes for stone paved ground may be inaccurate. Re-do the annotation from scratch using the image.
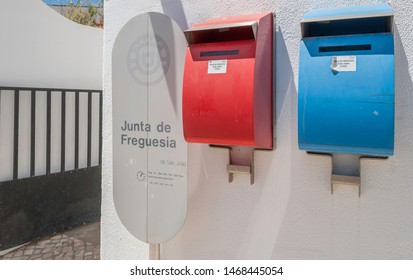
[0,221,100,260]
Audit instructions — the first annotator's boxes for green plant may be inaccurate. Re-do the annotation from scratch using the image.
[60,0,104,28]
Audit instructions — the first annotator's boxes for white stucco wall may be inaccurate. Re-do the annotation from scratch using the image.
[0,0,102,89]
[102,0,413,259]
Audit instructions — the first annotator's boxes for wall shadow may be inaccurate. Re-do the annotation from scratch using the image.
[160,0,189,30]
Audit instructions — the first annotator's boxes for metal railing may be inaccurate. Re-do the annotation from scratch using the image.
[0,86,102,182]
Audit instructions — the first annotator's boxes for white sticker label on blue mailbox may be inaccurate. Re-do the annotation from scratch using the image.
[208,60,227,74]
[331,56,356,72]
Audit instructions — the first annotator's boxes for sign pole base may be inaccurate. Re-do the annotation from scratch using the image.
[149,243,161,260]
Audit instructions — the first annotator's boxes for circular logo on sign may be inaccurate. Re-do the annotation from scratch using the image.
[127,35,170,86]
[136,171,146,182]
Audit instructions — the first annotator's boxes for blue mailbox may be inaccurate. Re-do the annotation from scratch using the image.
[298,3,394,156]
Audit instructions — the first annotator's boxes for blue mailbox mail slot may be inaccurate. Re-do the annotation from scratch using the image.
[298,3,394,156]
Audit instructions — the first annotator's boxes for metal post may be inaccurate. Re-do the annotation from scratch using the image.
[149,243,161,260]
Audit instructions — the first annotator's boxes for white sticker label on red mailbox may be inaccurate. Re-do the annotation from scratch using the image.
[331,56,356,72]
[208,60,227,74]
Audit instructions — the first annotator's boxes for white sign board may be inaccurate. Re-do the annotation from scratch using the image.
[112,12,187,244]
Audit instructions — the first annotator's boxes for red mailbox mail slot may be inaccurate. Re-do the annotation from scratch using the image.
[182,13,273,149]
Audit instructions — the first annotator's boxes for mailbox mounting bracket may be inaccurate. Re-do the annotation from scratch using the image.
[308,152,388,197]
[210,145,255,185]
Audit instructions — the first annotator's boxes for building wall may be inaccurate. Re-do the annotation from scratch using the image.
[0,0,102,89]
[0,0,102,180]
[102,0,413,259]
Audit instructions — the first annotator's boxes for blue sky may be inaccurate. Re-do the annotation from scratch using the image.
[43,0,102,5]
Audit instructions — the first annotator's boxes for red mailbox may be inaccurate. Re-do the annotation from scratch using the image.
[182,13,273,149]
